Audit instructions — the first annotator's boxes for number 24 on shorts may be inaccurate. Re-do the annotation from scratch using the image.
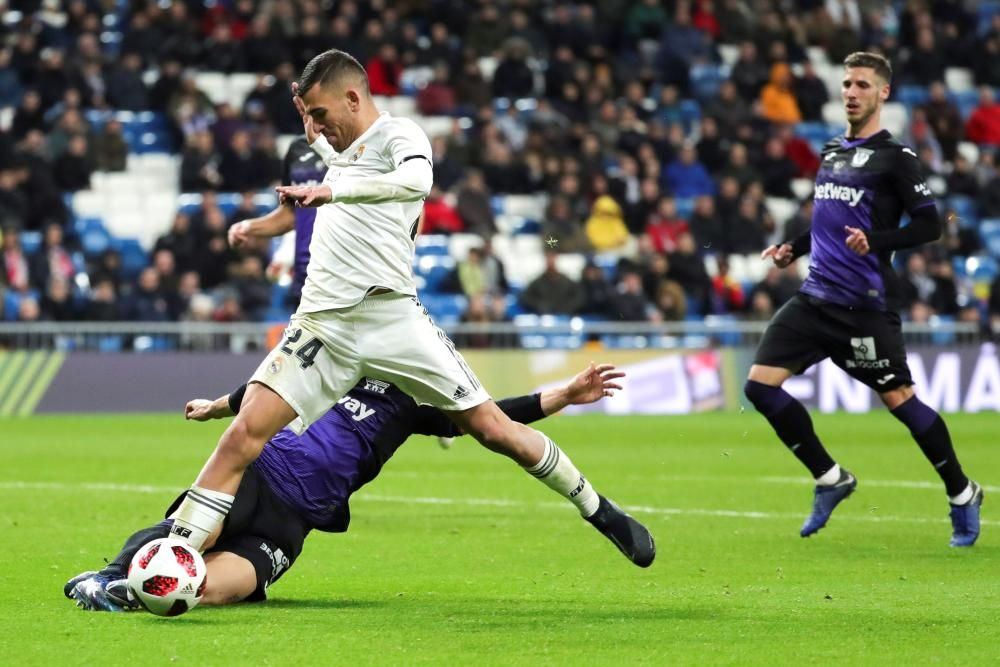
[279,328,323,369]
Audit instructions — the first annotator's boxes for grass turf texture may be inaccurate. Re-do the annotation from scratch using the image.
[0,412,996,665]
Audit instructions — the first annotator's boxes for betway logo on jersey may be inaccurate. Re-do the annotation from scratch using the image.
[814,182,865,207]
[338,395,375,421]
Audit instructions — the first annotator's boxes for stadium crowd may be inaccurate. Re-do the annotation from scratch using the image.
[1,0,1000,337]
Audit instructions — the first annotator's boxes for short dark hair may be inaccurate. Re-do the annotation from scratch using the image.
[843,52,892,83]
[297,49,370,97]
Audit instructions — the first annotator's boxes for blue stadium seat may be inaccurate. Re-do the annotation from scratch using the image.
[967,255,999,282]
[978,2,1000,36]
[979,219,1000,257]
[510,218,541,235]
[418,293,467,324]
[690,63,728,100]
[77,218,112,257]
[415,235,451,256]
[19,230,42,255]
[413,255,456,292]
[950,90,980,120]
[679,99,702,131]
[3,289,40,321]
[111,238,148,278]
[675,197,695,220]
[895,85,929,108]
[946,195,979,228]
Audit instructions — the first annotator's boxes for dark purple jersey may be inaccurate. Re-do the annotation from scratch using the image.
[251,378,540,533]
[798,130,935,311]
[282,138,327,301]
[252,377,436,532]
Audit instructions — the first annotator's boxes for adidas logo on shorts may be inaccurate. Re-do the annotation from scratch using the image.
[453,386,470,400]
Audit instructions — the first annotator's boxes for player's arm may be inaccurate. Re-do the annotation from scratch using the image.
[845,148,942,256]
[228,205,296,248]
[276,158,432,207]
[415,363,626,437]
[761,229,810,268]
[184,383,247,421]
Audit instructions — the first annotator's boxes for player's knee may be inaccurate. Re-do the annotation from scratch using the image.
[743,379,767,407]
[744,379,785,415]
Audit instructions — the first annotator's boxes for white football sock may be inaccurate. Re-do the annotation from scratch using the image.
[169,485,234,551]
[949,483,974,505]
[815,464,842,486]
[524,432,600,517]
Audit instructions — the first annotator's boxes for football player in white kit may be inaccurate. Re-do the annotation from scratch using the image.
[168,50,654,568]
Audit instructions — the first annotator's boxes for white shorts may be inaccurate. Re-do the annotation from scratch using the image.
[249,292,490,433]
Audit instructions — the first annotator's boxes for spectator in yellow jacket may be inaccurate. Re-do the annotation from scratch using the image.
[759,62,802,125]
[585,195,629,251]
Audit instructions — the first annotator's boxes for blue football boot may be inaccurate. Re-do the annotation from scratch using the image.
[69,572,138,612]
[949,481,983,547]
[800,469,857,537]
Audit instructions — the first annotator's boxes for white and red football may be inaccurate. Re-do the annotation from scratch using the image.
[127,537,207,617]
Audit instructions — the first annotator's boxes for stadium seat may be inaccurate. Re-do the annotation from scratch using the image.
[228,73,258,107]
[690,63,730,100]
[417,293,467,324]
[951,90,980,120]
[194,72,229,105]
[880,102,908,136]
[944,68,974,93]
[956,141,980,166]
[790,178,814,200]
[980,219,1000,257]
[3,289,40,321]
[446,233,484,261]
[675,197,695,219]
[413,255,456,292]
[930,314,956,346]
[895,85,929,108]
[19,230,42,255]
[554,252,586,280]
[111,238,148,278]
[946,195,979,228]
[415,234,451,256]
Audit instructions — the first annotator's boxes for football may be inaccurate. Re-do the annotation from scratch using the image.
[127,538,207,617]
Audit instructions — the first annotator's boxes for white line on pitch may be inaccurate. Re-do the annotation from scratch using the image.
[1,480,994,527]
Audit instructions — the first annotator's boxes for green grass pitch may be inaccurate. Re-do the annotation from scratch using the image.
[0,412,996,665]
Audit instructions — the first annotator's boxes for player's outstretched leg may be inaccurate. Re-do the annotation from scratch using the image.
[744,380,855,536]
[65,520,172,611]
[524,432,655,567]
[887,395,983,547]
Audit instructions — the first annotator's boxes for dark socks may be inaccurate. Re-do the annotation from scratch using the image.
[103,520,173,576]
[744,380,836,478]
[890,397,969,497]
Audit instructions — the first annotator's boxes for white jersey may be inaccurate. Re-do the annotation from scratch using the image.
[298,111,433,313]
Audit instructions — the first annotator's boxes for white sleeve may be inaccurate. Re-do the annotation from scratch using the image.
[309,136,337,166]
[329,157,433,204]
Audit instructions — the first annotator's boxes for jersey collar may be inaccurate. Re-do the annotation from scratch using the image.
[840,129,889,149]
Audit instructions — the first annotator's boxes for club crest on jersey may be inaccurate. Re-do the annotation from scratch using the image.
[349,144,365,163]
[851,148,873,167]
[268,356,283,374]
[364,377,390,394]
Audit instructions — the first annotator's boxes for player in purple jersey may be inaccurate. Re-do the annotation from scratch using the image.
[65,363,627,611]
[228,136,325,307]
[744,52,982,546]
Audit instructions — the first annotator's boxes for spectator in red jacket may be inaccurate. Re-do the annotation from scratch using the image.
[367,43,403,96]
[421,184,464,235]
[645,196,690,254]
[965,86,1000,146]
